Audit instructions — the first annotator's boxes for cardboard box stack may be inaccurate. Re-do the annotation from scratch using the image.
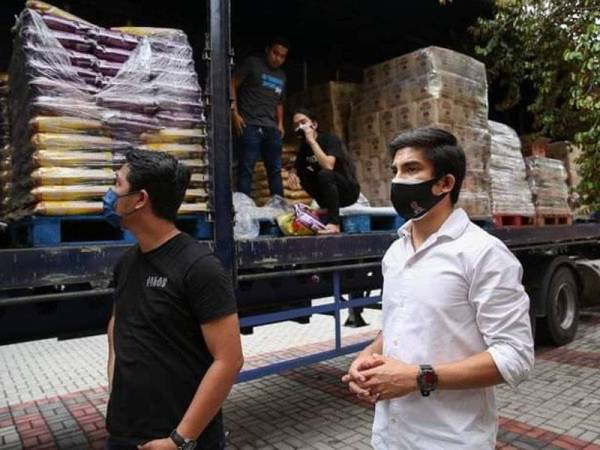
[251,145,312,207]
[348,46,491,216]
[3,1,208,219]
[525,156,571,216]
[488,121,535,216]
[285,81,360,143]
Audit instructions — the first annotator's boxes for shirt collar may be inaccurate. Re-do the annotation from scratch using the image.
[397,208,470,241]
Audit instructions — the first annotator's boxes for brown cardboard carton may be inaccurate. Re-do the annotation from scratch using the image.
[307,81,360,107]
[395,103,417,130]
[362,135,386,158]
[414,98,455,126]
[363,112,380,137]
[362,158,382,181]
[348,139,371,161]
[379,109,398,134]
[363,60,396,87]
[385,82,412,108]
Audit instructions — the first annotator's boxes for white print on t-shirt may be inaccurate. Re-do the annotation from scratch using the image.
[261,73,284,95]
[146,276,167,288]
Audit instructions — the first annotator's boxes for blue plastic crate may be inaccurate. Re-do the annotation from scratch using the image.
[370,215,405,232]
[175,214,213,239]
[341,215,371,234]
[258,219,282,237]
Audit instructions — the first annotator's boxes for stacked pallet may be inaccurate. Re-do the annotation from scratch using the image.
[285,81,360,143]
[3,1,208,219]
[525,156,572,225]
[347,46,491,216]
[488,121,535,225]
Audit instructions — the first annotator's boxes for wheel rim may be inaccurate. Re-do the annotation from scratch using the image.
[554,282,576,330]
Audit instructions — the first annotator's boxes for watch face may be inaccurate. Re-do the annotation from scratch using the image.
[423,372,436,385]
[182,441,197,450]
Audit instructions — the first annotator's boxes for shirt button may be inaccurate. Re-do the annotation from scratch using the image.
[393,340,398,346]
[391,418,397,424]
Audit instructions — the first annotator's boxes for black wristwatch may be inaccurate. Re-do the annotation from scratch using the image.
[170,429,197,450]
[417,364,438,397]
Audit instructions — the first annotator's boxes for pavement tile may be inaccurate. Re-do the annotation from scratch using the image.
[0,311,599,449]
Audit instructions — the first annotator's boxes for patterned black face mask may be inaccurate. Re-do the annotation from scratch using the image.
[390,177,448,220]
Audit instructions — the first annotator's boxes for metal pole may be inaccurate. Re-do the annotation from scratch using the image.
[237,260,381,281]
[208,0,236,279]
[333,271,342,351]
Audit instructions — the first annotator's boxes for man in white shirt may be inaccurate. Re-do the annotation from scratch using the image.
[342,127,534,450]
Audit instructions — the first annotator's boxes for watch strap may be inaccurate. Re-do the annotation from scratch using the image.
[170,429,196,449]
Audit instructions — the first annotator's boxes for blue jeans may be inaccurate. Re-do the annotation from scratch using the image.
[236,125,283,197]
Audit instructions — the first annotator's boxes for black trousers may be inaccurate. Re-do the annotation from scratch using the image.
[301,169,360,225]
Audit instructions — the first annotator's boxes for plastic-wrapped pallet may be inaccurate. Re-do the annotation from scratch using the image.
[4,1,208,219]
[348,46,491,216]
[525,157,571,216]
[488,121,535,216]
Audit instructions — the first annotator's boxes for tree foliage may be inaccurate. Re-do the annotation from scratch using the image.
[470,0,600,210]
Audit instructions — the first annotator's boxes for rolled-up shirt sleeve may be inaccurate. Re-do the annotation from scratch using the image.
[468,241,535,388]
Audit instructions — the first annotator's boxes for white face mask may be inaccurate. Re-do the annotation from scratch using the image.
[295,122,312,139]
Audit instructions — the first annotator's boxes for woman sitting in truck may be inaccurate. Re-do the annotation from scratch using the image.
[288,107,360,234]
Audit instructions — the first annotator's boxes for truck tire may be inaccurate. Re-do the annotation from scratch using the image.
[538,266,579,346]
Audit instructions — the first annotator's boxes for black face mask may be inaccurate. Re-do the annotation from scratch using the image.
[390,177,448,220]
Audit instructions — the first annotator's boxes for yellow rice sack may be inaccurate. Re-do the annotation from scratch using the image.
[33,150,115,167]
[141,128,206,144]
[180,159,208,173]
[185,189,209,201]
[30,117,105,135]
[139,144,206,159]
[111,26,181,37]
[31,185,111,201]
[31,168,115,186]
[178,202,209,214]
[31,133,115,151]
[33,201,102,216]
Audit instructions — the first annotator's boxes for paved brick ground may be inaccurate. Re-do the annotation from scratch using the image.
[0,311,599,449]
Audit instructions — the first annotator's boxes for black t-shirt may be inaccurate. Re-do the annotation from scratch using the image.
[106,233,237,448]
[294,132,359,187]
[234,55,286,129]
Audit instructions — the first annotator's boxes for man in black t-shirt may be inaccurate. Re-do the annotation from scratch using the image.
[231,36,289,198]
[103,149,243,450]
[290,107,361,234]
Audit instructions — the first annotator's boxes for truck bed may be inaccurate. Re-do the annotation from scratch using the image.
[2,224,600,289]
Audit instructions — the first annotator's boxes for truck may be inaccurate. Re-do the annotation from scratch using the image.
[1,0,599,382]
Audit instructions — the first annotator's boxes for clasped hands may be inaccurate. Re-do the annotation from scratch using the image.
[341,353,419,403]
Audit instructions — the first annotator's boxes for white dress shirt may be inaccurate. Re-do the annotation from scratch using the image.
[372,208,534,450]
